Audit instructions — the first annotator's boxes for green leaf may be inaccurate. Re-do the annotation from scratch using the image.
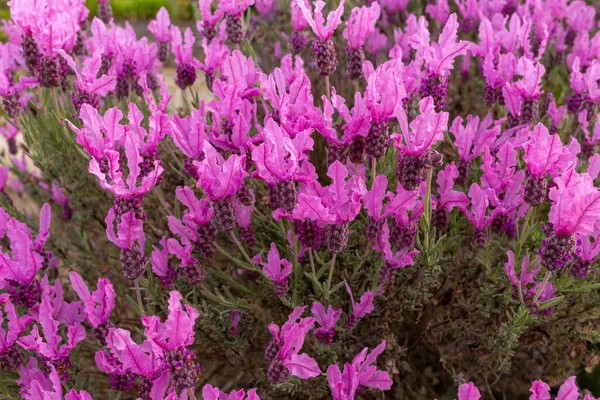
[126,295,143,318]
[538,296,565,311]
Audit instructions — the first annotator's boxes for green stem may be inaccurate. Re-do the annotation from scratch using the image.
[325,253,337,301]
[133,278,145,315]
[371,157,377,188]
[309,248,316,275]
[51,88,61,115]
[423,168,434,251]
[230,231,255,266]
[325,75,331,100]
[213,241,259,274]
[532,271,551,306]
[353,246,371,277]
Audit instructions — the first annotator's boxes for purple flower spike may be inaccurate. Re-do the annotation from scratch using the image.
[202,384,260,400]
[18,299,86,382]
[409,13,470,110]
[505,250,557,315]
[69,272,116,345]
[105,207,147,281]
[327,341,392,399]
[171,27,199,90]
[197,0,224,42]
[461,184,501,248]
[311,302,341,345]
[148,8,173,62]
[253,243,292,297]
[458,382,481,400]
[344,282,380,329]
[393,96,448,190]
[297,0,346,76]
[343,2,380,80]
[0,298,33,371]
[265,307,319,384]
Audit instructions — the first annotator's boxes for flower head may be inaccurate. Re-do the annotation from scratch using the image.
[343,2,381,50]
[409,13,471,76]
[69,272,115,329]
[148,7,173,42]
[296,0,345,41]
[195,142,248,200]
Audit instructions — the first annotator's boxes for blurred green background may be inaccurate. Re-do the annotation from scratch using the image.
[0,0,194,20]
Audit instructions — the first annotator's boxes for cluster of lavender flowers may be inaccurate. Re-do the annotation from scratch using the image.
[2,0,600,398]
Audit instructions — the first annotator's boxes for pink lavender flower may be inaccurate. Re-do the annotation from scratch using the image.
[235,198,256,245]
[69,272,115,345]
[481,52,515,107]
[167,238,206,286]
[425,0,450,25]
[24,364,95,400]
[374,223,419,284]
[450,114,499,186]
[362,59,407,159]
[344,282,380,329]
[529,376,597,400]
[288,161,365,253]
[461,183,501,248]
[105,208,147,281]
[175,185,217,256]
[197,0,224,42]
[361,174,388,239]
[195,142,248,232]
[256,0,277,17]
[142,291,201,392]
[409,13,470,110]
[383,182,421,251]
[220,0,255,44]
[148,7,173,62]
[18,298,86,381]
[548,95,567,134]
[432,163,470,230]
[171,27,199,90]
[265,306,320,384]
[297,0,345,76]
[343,2,380,80]
[252,243,292,297]
[311,302,341,345]
[202,384,260,400]
[171,107,211,177]
[100,330,160,394]
[151,236,178,288]
[0,124,20,155]
[505,250,557,315]
[542,170,600,271]
[393,96,448,190]
[343,3,380,50]
[572,222,600,279]
[70,106,164,204]
[0,297,33,371]
[57,50,116,112]
[289,0,311,53]
[458,382,481,400]
[196,38,229,91]
[0,204,51,307]
[522,123,578,206]
[0,73,37,118]
[50,184,72,220]
[327,341,392,399]
[506,57,546,125]
[567,58,600,116]
[251,119,313,212]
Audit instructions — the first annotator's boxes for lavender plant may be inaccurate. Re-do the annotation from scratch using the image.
[2,0,600,399]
